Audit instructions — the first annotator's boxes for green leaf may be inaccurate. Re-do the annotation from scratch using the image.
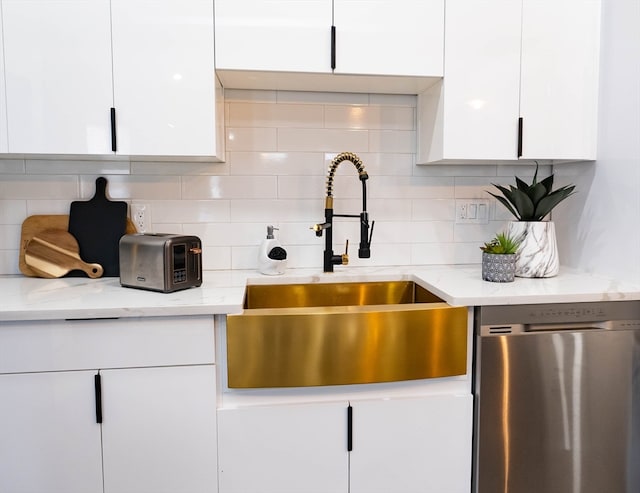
[488,192,520,220]
[508,188,535,220]
[539,174,554,195]
[515,177,529,191]
[528,182,548,207]
[533,186,576,220]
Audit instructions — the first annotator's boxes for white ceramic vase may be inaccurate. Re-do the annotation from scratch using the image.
[507,221,559,278]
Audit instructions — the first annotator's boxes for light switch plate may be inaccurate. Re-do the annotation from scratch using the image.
[456,199,490,224]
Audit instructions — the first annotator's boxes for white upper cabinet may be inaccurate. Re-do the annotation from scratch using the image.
[215,0,443,94]
[519,0,601,160]
[1,0,223,160]
[333,0,443,77]
[2,0,114,155]
[214,0,333,74]
[417,0,601,163]
[111,0,223,158]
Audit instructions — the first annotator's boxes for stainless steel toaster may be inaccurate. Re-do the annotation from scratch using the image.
[119,234,202,292]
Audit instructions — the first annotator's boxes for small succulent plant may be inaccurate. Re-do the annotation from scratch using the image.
[480,232,520,255]
[488,163,575,221]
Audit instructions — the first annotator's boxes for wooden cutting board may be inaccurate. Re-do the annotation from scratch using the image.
[19,215,137,277]
[25,229,104,279]
[68,177,129,277]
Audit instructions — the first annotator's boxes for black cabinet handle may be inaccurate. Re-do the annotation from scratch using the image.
[347,404,353,451]
[331,25,336,70]
[110,108,117,152]
[517,117,523,158]
[94,373,103,424]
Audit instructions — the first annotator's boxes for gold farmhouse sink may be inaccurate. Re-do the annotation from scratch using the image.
[226,280,468,388]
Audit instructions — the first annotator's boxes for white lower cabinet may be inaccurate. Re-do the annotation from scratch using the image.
[350,394,473,493]
[101,365,217,493]
[218,394,472,493]
[0,316,218,493]
[0,371,104,493]
[218,401,349,493]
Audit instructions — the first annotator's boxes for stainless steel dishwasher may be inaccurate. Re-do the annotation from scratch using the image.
[473,301,640,493]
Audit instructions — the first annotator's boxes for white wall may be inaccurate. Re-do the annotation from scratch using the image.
[554,0,640,283]
[0,89,537,275]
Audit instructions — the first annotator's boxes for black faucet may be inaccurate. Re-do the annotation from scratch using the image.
[312,152,374,272]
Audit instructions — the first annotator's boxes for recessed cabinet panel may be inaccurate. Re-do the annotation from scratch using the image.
[218,402,349,493]
[215,0,333,73]
[101,365,218,493]
[350,394,473,493]
[111,0,221,158]
[2,0,113,154]
[334,0,443,77]
[0,371,104,493]
[519,0,601,160]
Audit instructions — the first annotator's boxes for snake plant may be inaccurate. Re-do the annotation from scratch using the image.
[480,232,520,255]
[488,163,575,221]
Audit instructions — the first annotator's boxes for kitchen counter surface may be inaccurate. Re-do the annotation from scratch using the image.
[2,265,640,322]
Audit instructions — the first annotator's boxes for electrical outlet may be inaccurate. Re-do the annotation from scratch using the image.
[131,203,151,233]
[456,199,490,224]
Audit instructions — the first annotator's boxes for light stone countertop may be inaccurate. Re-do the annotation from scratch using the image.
[2,265,640,322]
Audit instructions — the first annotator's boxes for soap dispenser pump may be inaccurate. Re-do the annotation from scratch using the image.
[258,225,287,275]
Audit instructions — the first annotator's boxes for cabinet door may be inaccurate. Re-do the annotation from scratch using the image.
[218,401,349,493]
[100,365,217,493]
[334,0,443,77]
[519,0,601,160]
[2,0,113,155]
[214,0,333,73]
[0,371,103,493]
[111,0,222,158]
[350,394,473,493]
[440,0,522,161]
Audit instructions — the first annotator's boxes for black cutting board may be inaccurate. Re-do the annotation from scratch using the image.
[68,177,128,277]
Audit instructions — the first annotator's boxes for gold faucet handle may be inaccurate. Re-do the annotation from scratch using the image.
[341,239,349,265]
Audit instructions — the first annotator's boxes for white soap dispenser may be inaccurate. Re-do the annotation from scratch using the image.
[258,225,287,275]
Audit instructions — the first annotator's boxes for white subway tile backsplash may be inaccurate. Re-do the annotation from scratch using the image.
[230,199,320,223]
[276,91,369,105]
[0,200,27,223]
[131,161,229,176]
[224,89,277,103]
[0,225,20,249]
[79,175,181,200]
[182,175,278,200]
[0,89,519,275]
[26,159,130,175]
[324,105,414,130]
[368,130,415,153]
[411,199,456,221]
[229,102,324,128]
[0,159,25,174]
[202,246,232,270]
[228,151,324,176]
[0,175,78,199]
[26,200,74,215]
[227,127,278,152]
[148,200,231,224]
[278,128,369,153]
[371,176,454,200]
[368,94,417,107]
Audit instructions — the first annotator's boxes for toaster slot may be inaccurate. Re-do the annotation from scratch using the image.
[189,242,202,281]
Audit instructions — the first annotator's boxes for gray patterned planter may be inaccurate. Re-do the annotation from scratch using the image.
[482,252,516,283]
